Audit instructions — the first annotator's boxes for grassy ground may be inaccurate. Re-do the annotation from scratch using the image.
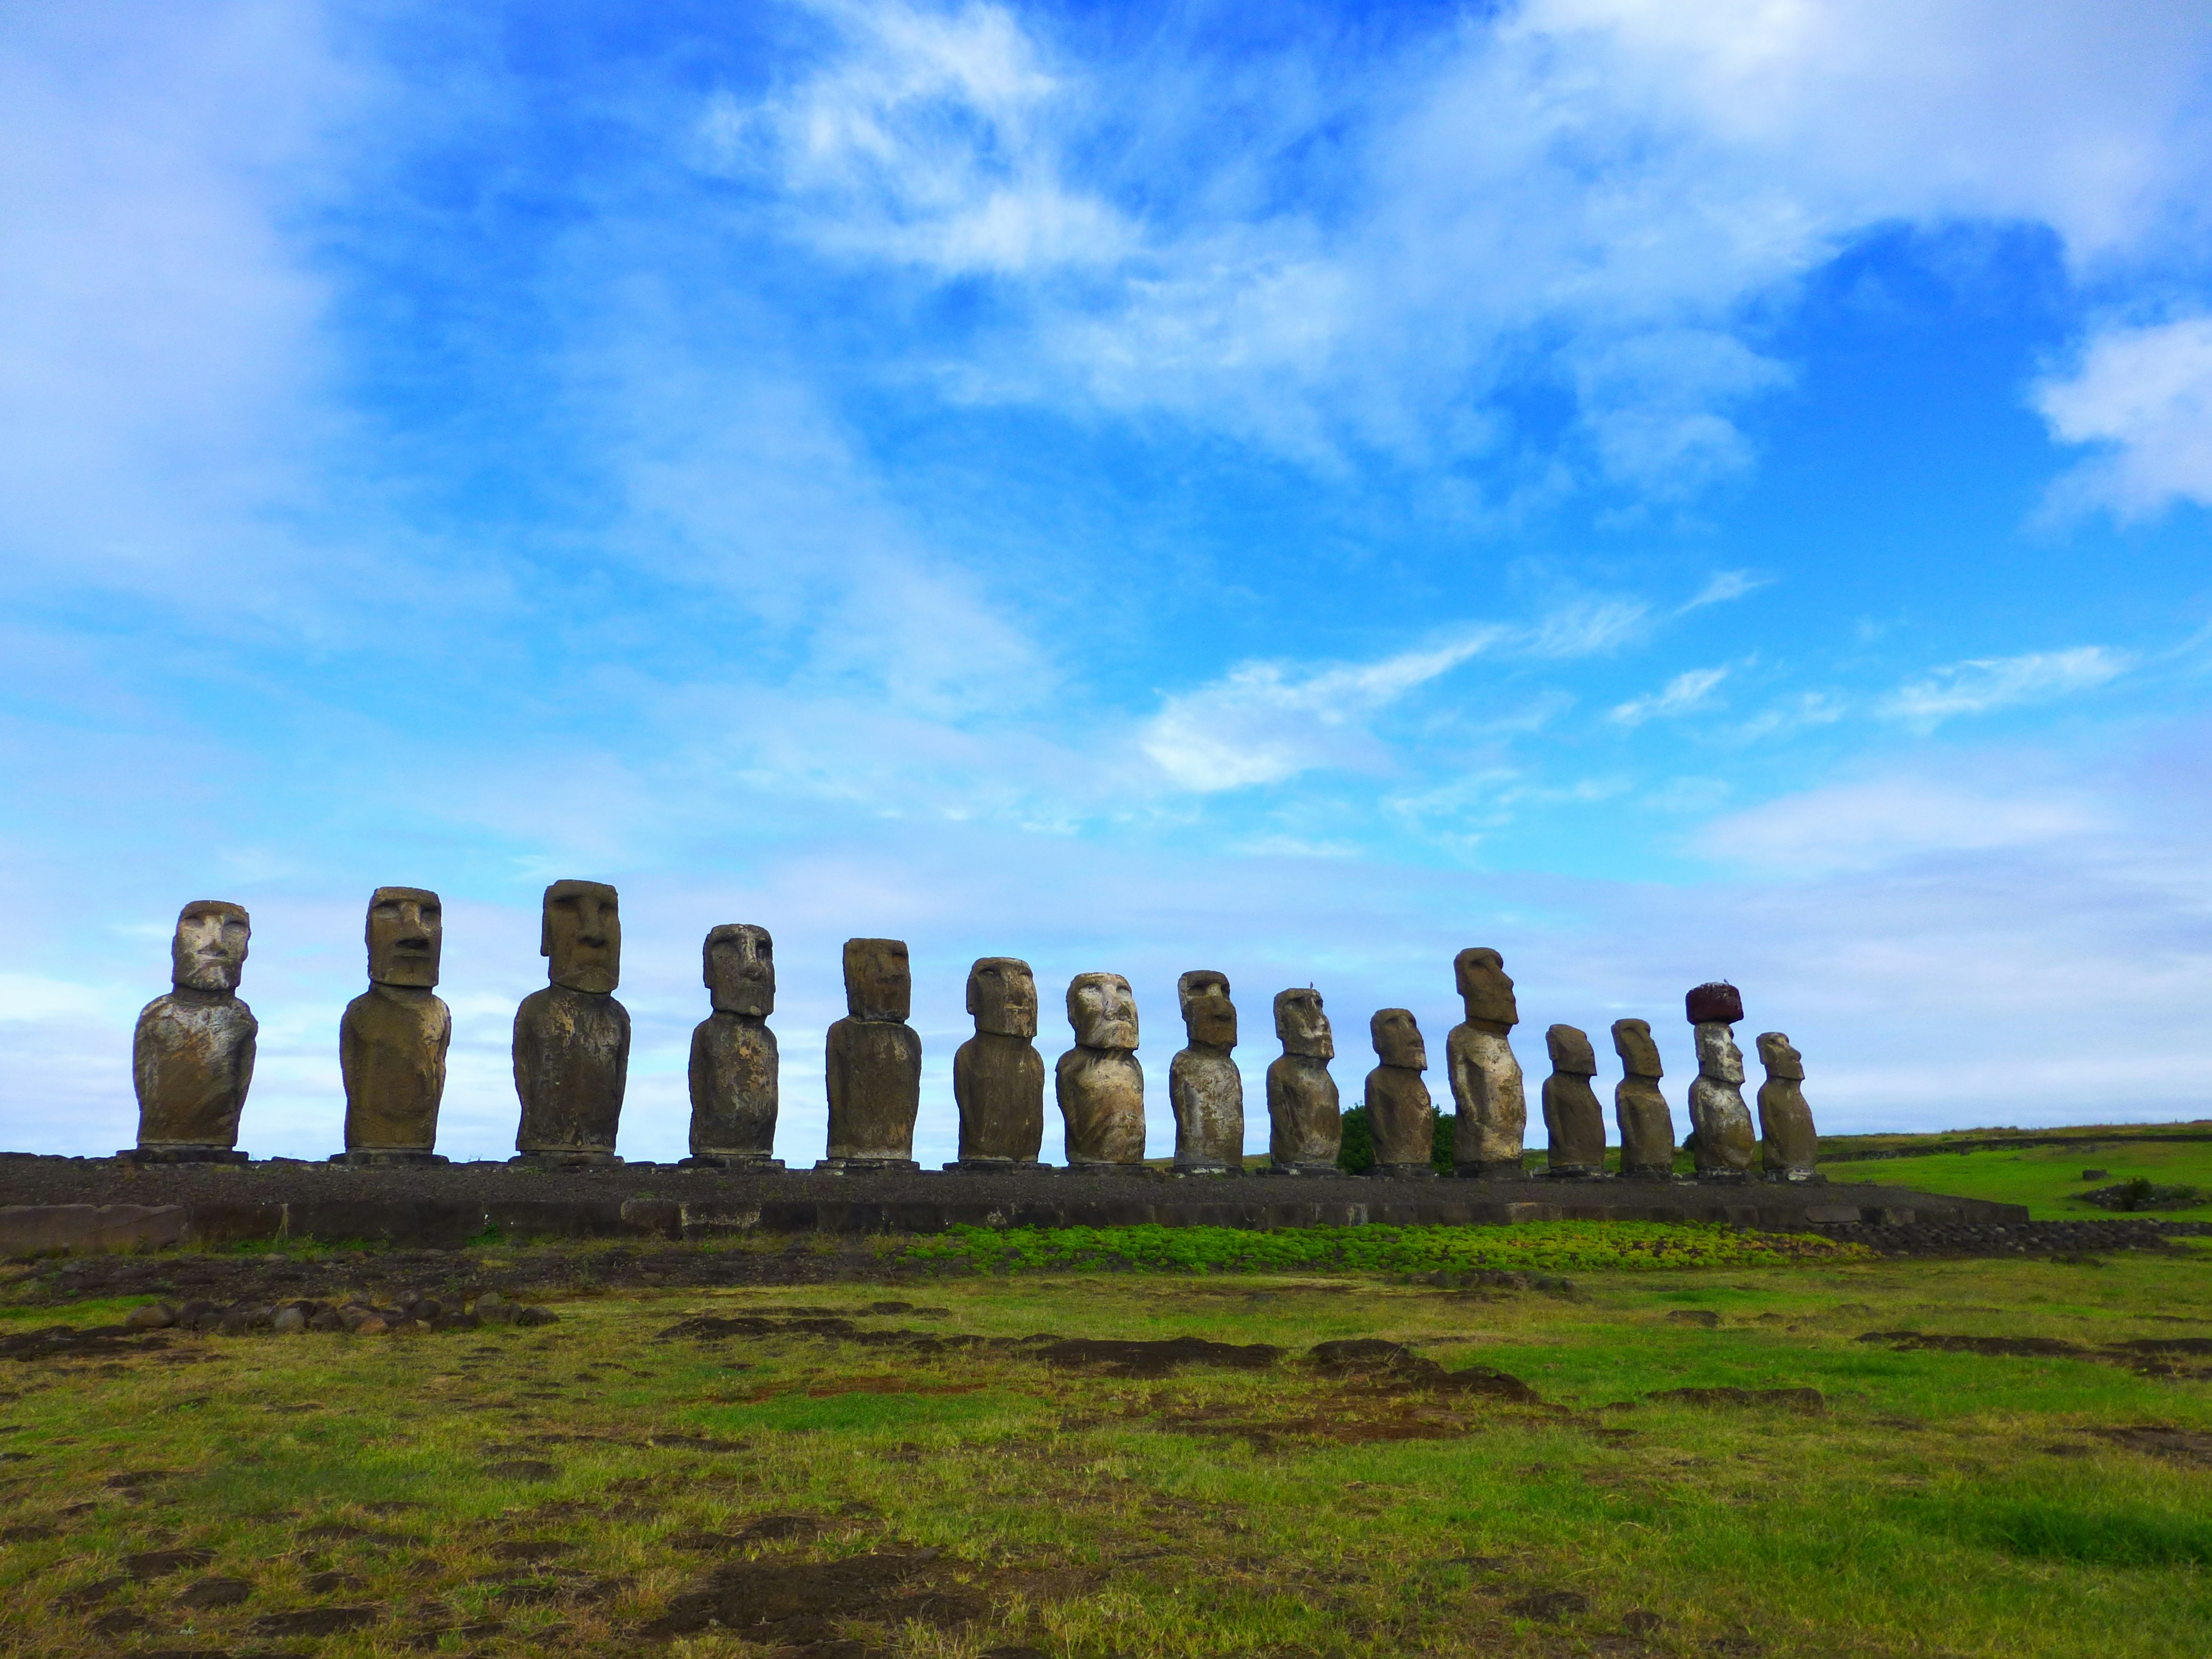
[1821,1139,2212,1221]
[5,1232,2212,1658]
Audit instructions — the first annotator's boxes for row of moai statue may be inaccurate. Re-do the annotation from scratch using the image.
[126,887,1819,1180]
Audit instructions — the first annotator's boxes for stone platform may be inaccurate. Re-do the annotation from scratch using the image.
[0,1155,2027,1258]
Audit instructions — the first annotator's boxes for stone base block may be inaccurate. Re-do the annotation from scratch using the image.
[1764,1168,1826,1184]
[1539,1164,1605,1180]
[1062,1159,1157,1177]
[1617,1166,1683,1181]
[511,1151,623,1169]
[118,1147,248,1166]
[815,1158,922,1174]
[679,1155,787,1172]
[941,1159,1049,1173]
[329,1150,448,1168]
[1258,1162,1344,1178]
[1452,1160,1526,1179]
[1366,1162,1436,1179]
[1172,1160,1239,1177]
[1693,1168,1755,1183]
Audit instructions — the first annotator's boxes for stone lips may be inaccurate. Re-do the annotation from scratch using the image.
[704,924,775,1018]
[365,887,440,989]
[1686,982,1744,1025]
[542,880,620,995]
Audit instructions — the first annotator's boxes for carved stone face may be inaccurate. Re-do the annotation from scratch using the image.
[1454,946,1518,1026]
[1756,1030,1805,1081]
[1370,1007,1426,1070]
[1274,988,1333,1060]
[1695,1022,1745,1084]
[844,937,911,1022]
[1177,970,1236,1049]
[1068,972,1138,1050]
[705,923,775,1017]
[366,887,440,988]
[542,880,621,993]
[1546,1023,1597,1076]
[967,956,1038,1038]
[1612,1018,1663,1078]
[172,900,250,993]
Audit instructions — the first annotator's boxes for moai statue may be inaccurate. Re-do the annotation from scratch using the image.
[1169,970,1242,1175]
[1611,1019,1677,1178]
[1056,972,1145,1168]
[1448,947,1526,1177]
[684,924,783,1169]
[1364,1008,1435,1178]
[514,880,630,1164]
[822,938,923,1171]
[1266,988,1342,1175]
[950,957,1046,1170]
[338,887,451,1165]
[1756,1031,1821,1182]
[1541,1024,1606,1178]
[126,900,257,1163]
[1686,982,1756,1179]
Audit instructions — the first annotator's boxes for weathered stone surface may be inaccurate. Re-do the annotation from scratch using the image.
[1756,1031,1819,1181]
[1686,982,1745,1025]
[953,959,1044,1165]
[824,940,922,1168]
[1611,1018,1676,1178]
[1448,948,1525,1176]
[514,882,628,1161]
[1364,1008,1434,1175]
[342,888,450,1158]
[1541,1024,1606,1177]
[132,901,257,1158]
[688,925,780,1165]
[1266,989,1341,1173]
[1688,1019,1756,1178]
[1057,973,1144,1166]
[1169,971,1243,1173]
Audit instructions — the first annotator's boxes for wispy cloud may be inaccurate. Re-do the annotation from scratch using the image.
[1882,647,2131,729]
[1609,666,1729,727]
[2034,313,2212,521]
[1679,570,1772,612]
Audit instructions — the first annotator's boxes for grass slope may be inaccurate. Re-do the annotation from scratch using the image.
[1824,1139,2212,1220]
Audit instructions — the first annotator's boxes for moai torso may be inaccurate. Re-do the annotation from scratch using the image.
[1364,1008,1434,1171]
[515,881,629,1157]
[824,938,922,1164]
[1266,988,1341,1170]
[342,887,450,1154]
[1447,948,1525,1175]
[1685,983,1754,1177]
[953,958,1044,1163]
[1057,972,1145,1165]
[1756,1031,1819,1180]
[1169,971,1243,1171]
[1541,1023,1606,1176]
[1611,1018,1676,1177]
[689,924,780,1160]
[134,901,257,1153]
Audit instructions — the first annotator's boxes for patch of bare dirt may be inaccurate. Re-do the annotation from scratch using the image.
[641,1548,986,1647]
[1645,1387,1826,1415]
[2092,1424,2212,1466]
[1307,1339,1538,1401]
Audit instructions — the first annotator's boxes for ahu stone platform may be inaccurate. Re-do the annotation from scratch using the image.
[0,1156,2026,1258]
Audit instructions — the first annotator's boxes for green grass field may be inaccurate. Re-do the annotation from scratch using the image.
[6,1229,2212,1657]
[1822,1136,2212,1220]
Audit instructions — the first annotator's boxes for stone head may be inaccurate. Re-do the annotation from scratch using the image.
[704,923,775,1017]
[1546,1023,1597,1077]
[1756,1030,1804,1081]
[1612,1018,1663,1079]
[1274,988,1333,1061]
[844,938,911,1022]
[967,956,1038,1038]
[1370,1007,1426,1071]
[542,880,621,993]
[171,900,250,993]
[1177,970,1236,1049]
[1454,947,1518,1026]
[366,887,441,988]
[1694,1021,1745,1084]
[1686,981,1745,1025]
[1068,972,1138,1051]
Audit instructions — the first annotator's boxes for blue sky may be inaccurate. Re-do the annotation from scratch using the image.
[5,0,2211,1163]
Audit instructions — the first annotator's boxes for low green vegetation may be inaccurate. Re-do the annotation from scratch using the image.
[1824,1136,2212,1219]
[4,1237,2211,1657]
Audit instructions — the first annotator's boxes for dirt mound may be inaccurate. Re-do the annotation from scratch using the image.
[247,1606,381,1637]
[1032,1335,1282,1377]
[643,1549,985,1645]
[1308,1339,1538,1401]
[1857,1331,2083,1358]
[2092,1425,2212,1466]
[1647,1386,1825,1414]
[659,1313,1281,1378]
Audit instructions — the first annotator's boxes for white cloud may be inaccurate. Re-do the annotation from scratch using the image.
[1610,666,1729,727]
[1705,775,2108,875]
[1680,570,1772,612]
[1883,646,2131,728]
[2034,313,2212,519]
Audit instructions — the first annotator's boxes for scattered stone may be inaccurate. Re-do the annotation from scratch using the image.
[951,958,1046,1168]
[1266,988,1342,1175]
[1057,972,1145,1167]
[513,880,630,1163]
[822,939,923,1171]
[1540,1025,1606,1178]
[1169,971,1243,1175]
[1364,1008,1435,1176]
[687,924,782,1168]
[341,887,452,1162]
[2083,1179,2205,1211]
[129,900,256,1163]
[1447,949,1525,1176]
[126,1303,179,1330]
